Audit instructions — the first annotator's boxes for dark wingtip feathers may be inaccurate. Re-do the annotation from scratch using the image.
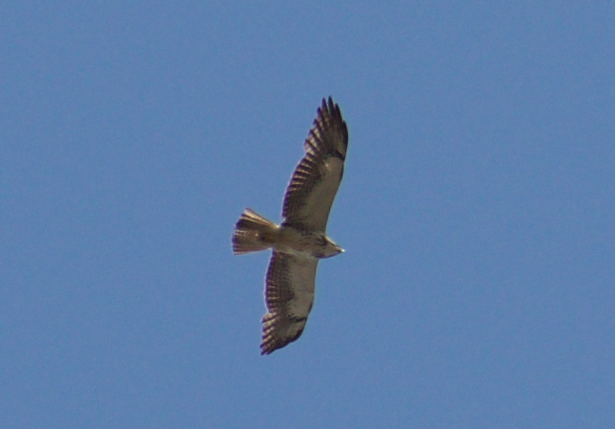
[260,313,279,355]
[260,312,305,355]
[306,96,349,155]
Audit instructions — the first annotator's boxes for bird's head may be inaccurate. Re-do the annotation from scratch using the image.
[317,235,344,259]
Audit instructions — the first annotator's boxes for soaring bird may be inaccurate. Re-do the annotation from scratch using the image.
[232,97,348,354]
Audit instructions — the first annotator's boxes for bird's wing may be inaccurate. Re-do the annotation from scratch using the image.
[261,251,318,355]
[282,97,348,232]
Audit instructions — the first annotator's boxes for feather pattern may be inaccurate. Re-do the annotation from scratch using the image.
[261,252,317,355]
[282,97,348,232]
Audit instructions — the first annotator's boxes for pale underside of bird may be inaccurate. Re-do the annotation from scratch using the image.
[232,97,349,355]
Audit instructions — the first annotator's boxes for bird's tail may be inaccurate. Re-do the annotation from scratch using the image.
[232,208,279,254]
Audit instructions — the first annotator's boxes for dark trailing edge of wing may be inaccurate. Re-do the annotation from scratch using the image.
[260,252,317,355]
[280,97,348,232]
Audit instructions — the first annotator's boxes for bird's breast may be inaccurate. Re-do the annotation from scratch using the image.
[273,226,322,259]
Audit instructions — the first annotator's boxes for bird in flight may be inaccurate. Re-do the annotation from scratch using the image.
[232,97,349,354]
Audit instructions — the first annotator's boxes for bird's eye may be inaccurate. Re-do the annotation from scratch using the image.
[319,237,327,246]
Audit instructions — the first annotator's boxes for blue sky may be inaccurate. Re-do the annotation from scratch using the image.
[1,2,614,428]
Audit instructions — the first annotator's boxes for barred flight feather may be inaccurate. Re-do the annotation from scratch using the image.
[282,97,348,231]
[260,252,316,355]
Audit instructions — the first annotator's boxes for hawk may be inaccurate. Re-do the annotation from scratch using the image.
[232,97,348,354]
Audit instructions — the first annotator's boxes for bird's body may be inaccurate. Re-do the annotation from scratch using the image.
[234,208,343,259]
[233,97,348,354]
[274,227,342,259]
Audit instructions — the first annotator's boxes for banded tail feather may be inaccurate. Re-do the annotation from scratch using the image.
[232,209,279,254]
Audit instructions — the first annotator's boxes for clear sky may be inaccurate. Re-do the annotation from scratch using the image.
[1,2,614,428]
